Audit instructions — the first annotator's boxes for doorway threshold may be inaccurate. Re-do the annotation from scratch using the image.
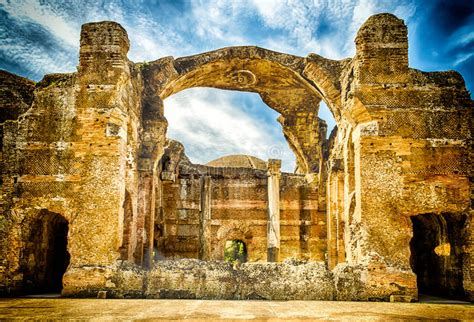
[418,294,471,305]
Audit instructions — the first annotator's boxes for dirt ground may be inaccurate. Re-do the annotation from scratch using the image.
[0,297,472,321]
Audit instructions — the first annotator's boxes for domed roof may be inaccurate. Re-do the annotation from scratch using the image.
[206,154,267,170]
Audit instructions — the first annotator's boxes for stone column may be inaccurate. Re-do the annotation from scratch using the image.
[199,176,212,260]
[326,169,337,269]
[136,96,167,267]
[138,164,157,268]
[278,110,323,175]
[267,159,281,262]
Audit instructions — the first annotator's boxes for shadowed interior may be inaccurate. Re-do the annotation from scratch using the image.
[22,210,70,293]
[410,213,467,299]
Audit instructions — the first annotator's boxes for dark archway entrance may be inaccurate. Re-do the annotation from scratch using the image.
[410,213,467,300]
[22,210,70,293]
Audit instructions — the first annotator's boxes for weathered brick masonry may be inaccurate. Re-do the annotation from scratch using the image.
[0,13,472,301]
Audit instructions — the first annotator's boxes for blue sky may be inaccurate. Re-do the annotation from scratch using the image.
[1,0,473,172]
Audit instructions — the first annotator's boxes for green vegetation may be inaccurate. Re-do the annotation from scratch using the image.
[224,240,247,264]
[35,73,72,88]
[138,61,150,70]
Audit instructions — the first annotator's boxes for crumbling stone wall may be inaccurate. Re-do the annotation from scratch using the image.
[155,142,326,262]
[324,14,472,301]
[0,22,144,294]
[62,259,335,300]
[60,258,414,301]
[0,13,472,301]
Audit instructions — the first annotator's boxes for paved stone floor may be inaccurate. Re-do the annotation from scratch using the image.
[0,298,472,321]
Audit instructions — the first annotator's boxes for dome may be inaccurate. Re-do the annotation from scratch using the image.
[206,155,267,170]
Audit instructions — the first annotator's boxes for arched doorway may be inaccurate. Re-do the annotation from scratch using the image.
[410,213,467,300]
[22,210,70,293]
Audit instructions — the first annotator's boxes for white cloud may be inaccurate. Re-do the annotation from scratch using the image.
[249,0,320,55]
[447,25,474,50]
[245,0,418,58]
[188,0,250,46]
[447,25,474,66]
[0,41,75,76]
[1,0,79,47]
[1,0,418,74]
[1,0,420,172]
[262,36,300,56]
[1,0,193,69]
[319,101,336,131]
[350,0,378,32]
[56,0,194,62]
[453,53,473,67]
[125,21,192,62]
[164,88,296,172]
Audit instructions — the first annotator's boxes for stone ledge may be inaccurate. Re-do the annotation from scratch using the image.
[61,259,417,301]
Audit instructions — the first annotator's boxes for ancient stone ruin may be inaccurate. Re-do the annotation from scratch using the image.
[0,13,472,301]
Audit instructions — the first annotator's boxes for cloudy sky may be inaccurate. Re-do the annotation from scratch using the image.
[1,0,473,172]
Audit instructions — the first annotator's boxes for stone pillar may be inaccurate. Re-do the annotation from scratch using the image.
[137,163,157,268]
[199,176,212,260]
[326,156,346,269]
[62,21,140,295]
[136,96,167,267]
[354,13,409,85]
[267,159,281,262]
[336,173,346,264]
[278,111,323,174]
[72,21,131,267]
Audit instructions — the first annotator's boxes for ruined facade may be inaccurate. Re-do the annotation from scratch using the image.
[0,13,472,301]
[156,142,325,262]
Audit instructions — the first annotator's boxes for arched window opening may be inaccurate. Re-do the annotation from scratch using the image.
[161,155,171,172]
[22,210,70,294]
[158,81,337,263]
[319,101,336,138]
[164,88,296,172]
[224,240,247,264]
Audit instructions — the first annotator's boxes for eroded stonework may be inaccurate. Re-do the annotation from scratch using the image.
[0,13,472,301]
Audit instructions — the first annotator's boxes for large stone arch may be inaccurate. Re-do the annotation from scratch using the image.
[140,46,344,174]
[144,46,341,113]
